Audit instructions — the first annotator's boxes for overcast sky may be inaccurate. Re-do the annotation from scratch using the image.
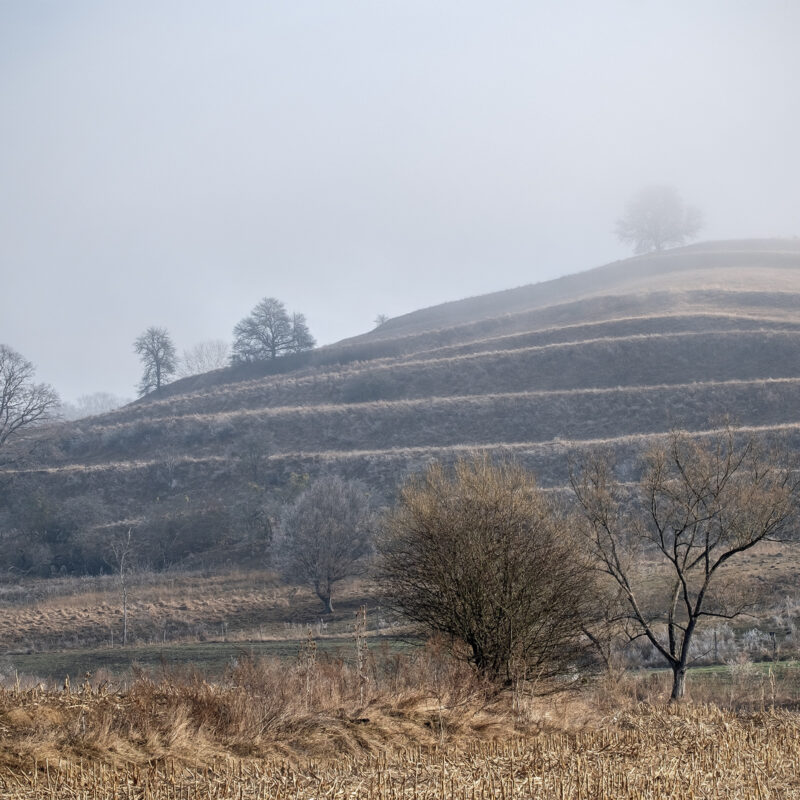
[2,2,799,401]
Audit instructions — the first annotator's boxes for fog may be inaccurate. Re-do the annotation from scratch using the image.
[1,1,798,401]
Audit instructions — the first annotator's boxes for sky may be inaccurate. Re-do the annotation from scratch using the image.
[2,1,799,402]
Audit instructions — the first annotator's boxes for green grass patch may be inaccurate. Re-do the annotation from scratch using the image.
[1,634,419,683]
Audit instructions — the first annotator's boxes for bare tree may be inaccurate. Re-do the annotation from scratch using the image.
[106,527,136,646]
[379,455,597,684]
[615,185,703,254]
[570,427,799,701]
[59,391,129,420]
[232,297,315,363]
[289,313,316,354]
[133,327,176,395]
[176,339,230,378]
[280,475,373,613]
[0,344,59,453]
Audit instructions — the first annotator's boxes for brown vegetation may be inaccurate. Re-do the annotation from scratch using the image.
[0,651,799,797]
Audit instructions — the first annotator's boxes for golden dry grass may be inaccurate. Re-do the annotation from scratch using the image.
[0,664,799,798]
[0,571,374,652]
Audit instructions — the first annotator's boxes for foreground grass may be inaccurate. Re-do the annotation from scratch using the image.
[2,706,800,799]
[0,651,799,798]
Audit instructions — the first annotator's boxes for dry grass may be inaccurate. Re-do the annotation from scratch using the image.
[0,571,374,652]
[0,653,799,797]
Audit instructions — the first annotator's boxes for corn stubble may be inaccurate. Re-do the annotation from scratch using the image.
[1,680,799,798]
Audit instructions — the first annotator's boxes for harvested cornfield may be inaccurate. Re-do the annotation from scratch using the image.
[1,704,800,798]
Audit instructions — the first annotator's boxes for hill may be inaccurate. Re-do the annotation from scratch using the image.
[3,238,800,574]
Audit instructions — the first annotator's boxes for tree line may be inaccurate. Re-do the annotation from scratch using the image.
[133,296,316,396]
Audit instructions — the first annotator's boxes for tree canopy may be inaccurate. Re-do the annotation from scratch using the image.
[232,298,315,363]
[615,185,703,254]
[571,427,800,700]
[133,327,177,395]
[0,344,59,453]
[280,475,373,613]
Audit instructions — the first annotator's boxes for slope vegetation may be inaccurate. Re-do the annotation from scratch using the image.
[4,239,800,572]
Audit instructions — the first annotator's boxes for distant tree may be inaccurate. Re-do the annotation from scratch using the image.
[379,455,597,684]
[570,427,800,701]
[60,392,129,420]
[232,297,315,363]
[280,475,373,613]
[176,339,230,378]
[289,313,316,354]
[133,327,177,395]
[374,314,389,328]
[0,344,60,454]
[615,185,703,254]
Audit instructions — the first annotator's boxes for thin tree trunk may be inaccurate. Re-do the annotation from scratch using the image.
[122,583,128,646]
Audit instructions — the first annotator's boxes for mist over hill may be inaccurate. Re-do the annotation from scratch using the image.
[3,239,800,575]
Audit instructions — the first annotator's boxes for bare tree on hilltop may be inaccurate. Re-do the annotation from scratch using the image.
[177,339,230,378]
[232,297,316,363]
[615,185,703,254]
[133,327,177,395]
[0,344,59,453]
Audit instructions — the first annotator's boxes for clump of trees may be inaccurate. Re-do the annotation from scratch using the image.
[571,427,800,700]
[379,455,598,684]
[133,327,177,395]
[177,339,230,378]
[615,185,703,254]
[59,392,130,420]
[232,297,315,363]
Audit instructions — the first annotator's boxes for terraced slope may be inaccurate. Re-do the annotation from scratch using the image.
[4,239,800,571]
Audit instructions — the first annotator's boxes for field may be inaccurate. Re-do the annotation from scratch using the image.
[0,565,799,797]
[0,660,800,798]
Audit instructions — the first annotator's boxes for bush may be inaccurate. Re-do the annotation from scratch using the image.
[379,455,597,684]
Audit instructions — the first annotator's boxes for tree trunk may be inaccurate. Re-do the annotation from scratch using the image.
[314,578,335,614]
[122,583,128,646]
[670,664,687,702]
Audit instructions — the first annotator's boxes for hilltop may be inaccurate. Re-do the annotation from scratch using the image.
[3,238,800,574]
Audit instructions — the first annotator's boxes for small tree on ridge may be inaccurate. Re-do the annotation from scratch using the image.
[133,327,176,395]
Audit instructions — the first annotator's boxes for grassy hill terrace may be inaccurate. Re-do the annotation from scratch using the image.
[4,239,800,571]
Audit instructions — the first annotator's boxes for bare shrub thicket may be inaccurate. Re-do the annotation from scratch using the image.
[571,426,800,701]
[380,455,599,685]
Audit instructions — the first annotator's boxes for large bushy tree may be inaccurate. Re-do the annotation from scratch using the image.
[379,455,596,684]
[232,297,315,363]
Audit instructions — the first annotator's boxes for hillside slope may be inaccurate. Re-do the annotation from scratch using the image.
[4,239,800,573]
